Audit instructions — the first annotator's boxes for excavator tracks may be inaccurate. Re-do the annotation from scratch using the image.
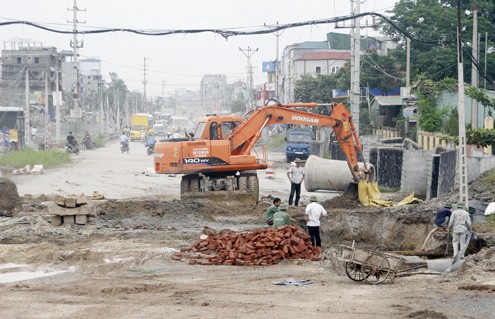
[180,172,259,205]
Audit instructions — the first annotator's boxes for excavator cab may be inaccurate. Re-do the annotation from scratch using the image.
[154,114,263,204]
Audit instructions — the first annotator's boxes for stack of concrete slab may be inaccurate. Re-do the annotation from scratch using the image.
[47,195,95,226]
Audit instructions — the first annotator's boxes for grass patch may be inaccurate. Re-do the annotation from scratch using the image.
[378,186,400,193]
[266,133,286,151]
[0,149,71,169]
[93,133,106,148]
[472,215,495,233]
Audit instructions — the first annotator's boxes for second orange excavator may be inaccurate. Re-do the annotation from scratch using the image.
[154,102,368,204]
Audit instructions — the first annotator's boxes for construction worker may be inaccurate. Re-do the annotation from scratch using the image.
[448,202,472,259]
[272,203,291,228]
[265,197,281,226]
[434,202,453,230]
[287,158,305,206]
[305,195,327,247]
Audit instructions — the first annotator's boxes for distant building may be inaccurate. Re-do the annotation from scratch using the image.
[280,32,396,103]
[200,74,227,114]
[60,50,102,112]
[1,40,62,110]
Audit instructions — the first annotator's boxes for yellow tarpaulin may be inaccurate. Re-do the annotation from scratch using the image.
[358,181,422,207]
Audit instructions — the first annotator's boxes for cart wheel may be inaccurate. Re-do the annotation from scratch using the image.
[345,262,368,281]
[362,255,390,285]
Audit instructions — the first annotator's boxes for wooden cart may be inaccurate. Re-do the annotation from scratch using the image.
[340,241,405,284]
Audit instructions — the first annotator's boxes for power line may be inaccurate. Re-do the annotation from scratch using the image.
[0,12,458,44]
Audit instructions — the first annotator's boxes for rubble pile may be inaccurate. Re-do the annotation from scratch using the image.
[454,246,495,280]
[172,225,321,266]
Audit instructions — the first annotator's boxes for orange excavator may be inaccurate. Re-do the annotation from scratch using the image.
[154,102,367,204]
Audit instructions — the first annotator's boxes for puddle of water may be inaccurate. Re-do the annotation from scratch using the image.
[0,263,28,270]
[0,270,67,283]
[0,264,77,283]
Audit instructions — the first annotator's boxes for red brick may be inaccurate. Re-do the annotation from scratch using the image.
[235,259,246,266]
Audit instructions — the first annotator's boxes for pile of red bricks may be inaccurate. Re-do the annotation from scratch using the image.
[171,225,321,266]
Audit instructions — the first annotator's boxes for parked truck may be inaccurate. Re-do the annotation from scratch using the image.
[285,127,313,163]
[130,113,153,141]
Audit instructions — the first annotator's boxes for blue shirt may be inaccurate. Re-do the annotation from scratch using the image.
[434,208,451,227]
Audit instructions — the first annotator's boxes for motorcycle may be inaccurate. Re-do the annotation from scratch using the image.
[65,143,80,155]
[120,141,130,153]
[81,137,96,150]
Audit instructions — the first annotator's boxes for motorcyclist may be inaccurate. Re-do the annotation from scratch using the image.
[66,132,78,148]
[83,131,92,147]
[120,132,130,150]
[145,132,156,147]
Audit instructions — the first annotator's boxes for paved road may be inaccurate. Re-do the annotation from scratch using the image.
[11,141,338,203]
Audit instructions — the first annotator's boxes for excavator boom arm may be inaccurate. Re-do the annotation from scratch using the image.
[229,102,363,180]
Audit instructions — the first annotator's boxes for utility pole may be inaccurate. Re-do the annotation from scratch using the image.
[68,0,85,117]
[142,57,148,113]
[470,3,478,129]
[44,70,49,148]
[456,0,469,207]
[484,32,488,89]
[25,67,30,145]
[406,38,411,88]
[55,70,61,145]
[116,92,120,130]
[239,46,258,110]
[350,0,361,134]
[275,22,280,100]
[99,82,104,134]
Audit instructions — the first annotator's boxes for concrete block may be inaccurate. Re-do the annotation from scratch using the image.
[51,215,62,226]
[54,195,65,206]
[46,202,96,217]
[75,214,88,225]
[64,197,77,208]
[76,194,87,206]
[63,215,75,225]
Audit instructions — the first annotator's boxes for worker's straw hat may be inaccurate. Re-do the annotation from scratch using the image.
[294,158,304,163]
[444,202,453,209]
[309,195,318,202]
[279,203,288,211]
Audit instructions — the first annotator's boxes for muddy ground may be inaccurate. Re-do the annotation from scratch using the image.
[1,143,494,319]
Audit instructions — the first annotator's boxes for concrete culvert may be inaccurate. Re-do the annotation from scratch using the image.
[304,155,375,192]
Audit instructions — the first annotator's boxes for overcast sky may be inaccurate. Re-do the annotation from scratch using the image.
[0,0,398,96]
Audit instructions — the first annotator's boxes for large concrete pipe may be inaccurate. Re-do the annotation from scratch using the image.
[304,155,375,192]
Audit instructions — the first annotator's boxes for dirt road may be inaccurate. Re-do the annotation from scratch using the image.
[1,142,494,319]
[11,141,338,203]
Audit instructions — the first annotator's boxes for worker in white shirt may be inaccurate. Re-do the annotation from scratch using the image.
[305,195,327,247]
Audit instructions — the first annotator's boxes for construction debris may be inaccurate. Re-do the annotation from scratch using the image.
[12,164,44,175]
[172,225,321,266]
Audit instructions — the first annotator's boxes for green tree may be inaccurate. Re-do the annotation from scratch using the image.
[380,0,495,86]
[361,51,403,94]
[293,74,337,103]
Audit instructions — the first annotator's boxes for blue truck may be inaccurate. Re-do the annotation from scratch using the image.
[285,127,313,163]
